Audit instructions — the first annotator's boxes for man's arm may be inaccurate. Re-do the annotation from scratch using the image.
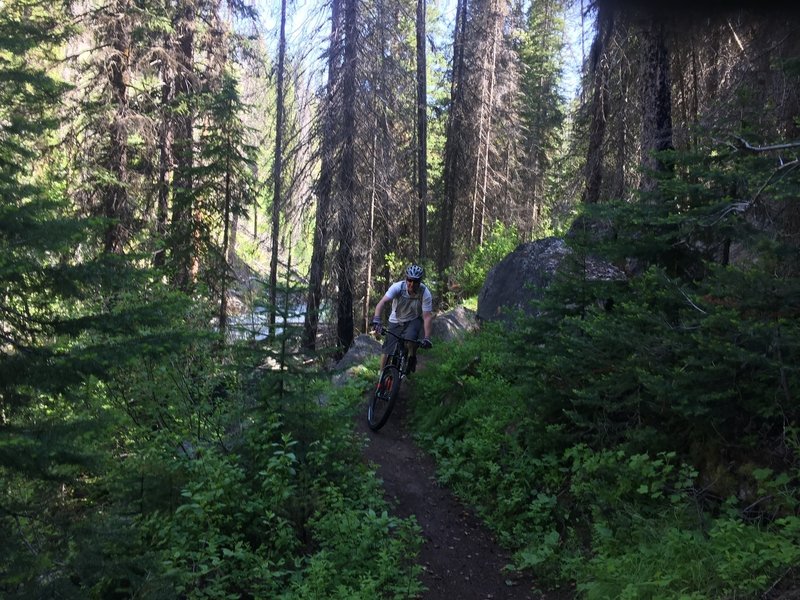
[373,294,391,320]
[374,282,401,321]
[422,310,433,339]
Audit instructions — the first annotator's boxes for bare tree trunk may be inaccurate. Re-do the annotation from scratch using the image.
[336,0,358,353]
[477,1,500,246]
[438,0,469,279]
[154,55,172,268]
[227,209,238,265]
[416,0,428,260]
[469,22,488,248]
[583,10,612,204]
[690,41,700,148]
[104,0,131,254]
[270,0,288,339]
[363,126,377,332]
[468,0,502,247]
[219,132,232,337]
[303,0,341,351]
[640,19,673,194]
[170,0,196,290]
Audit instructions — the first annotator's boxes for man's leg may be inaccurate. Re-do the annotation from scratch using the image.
[381,322,403,372]
[406,346,417,373]
[404,317,423,373]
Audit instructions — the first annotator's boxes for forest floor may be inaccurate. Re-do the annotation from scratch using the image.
[355,357,574,600]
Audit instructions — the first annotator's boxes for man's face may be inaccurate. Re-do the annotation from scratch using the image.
[406,278,421,293]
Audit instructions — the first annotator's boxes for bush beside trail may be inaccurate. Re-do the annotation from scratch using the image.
[409,280,800,597]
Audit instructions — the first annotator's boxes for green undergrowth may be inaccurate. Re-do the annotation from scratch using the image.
[2,349,423,599]
[138,380,423,600]
[408,268,800,598]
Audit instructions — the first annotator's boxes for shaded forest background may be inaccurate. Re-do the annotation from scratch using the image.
[2,0,800,596]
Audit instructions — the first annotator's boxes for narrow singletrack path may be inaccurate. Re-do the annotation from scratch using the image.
[356,359,569,600]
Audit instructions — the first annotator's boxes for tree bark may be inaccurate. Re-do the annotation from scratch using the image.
[170,0,196,290]
[303,0,341,351]
[219,118,232,337]
[154,53,172,268]
[583,10,612,204]
[269,0,288,339]
[438,0,469,279]
[103,0,131,254]
[364,125,378,332]
[416,0,428,261]
[476,0,501,247]
[639,19,673,194]
[335,0,358,353]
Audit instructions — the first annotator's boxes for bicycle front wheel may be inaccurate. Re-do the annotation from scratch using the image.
[367,365,401,431]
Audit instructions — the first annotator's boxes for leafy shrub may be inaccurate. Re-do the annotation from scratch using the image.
[575,515,800,599]
[453,221,519,298]
[130,379,423,600]
[409,268,800,595]
[291,487,423,599]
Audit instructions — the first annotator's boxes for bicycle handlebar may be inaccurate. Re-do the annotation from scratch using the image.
[377,326,427,346]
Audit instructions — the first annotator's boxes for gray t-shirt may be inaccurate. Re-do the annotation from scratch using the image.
[385,281,433,323]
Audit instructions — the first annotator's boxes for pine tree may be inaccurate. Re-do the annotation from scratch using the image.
[194,71,257,336]
[269,0,289,340]
[0,3,187,591]
[437,0,523,280]
[517,0,568,236]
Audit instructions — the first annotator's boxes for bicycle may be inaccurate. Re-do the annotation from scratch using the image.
[367,327,426,431]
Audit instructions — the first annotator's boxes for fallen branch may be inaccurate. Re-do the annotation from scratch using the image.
[734,136,800,153]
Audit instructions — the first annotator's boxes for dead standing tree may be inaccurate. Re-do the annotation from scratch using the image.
[303,0,343,352]
[269,0,289,339]
[335,0,359,353]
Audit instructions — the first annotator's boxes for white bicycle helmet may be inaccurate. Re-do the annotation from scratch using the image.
[405,264,424,280]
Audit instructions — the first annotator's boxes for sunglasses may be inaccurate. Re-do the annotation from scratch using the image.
[406,278,421,284]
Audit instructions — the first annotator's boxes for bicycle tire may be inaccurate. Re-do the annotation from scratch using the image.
[367,365,401,431]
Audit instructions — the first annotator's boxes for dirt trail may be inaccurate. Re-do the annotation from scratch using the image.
[356,362,570,600]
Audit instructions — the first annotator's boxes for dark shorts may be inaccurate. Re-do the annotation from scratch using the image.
[383,317,423,356]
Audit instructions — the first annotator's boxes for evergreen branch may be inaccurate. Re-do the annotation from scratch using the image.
[677,286,707,315]
[0,506,40,556]
[752,159,799,205]
[705,201,752,226]
[705,156,799,226]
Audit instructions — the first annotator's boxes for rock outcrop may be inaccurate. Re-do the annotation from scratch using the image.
[477,237,625,323]
[431,306,478,343]
[334,334,382,372]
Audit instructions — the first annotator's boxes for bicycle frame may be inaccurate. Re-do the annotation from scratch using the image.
[366,327,425,431]
[381,327,420,377]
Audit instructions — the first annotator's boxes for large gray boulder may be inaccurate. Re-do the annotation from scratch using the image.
[334,334,382,372]
[330,334,382,388]
[477,237,625,323]
[431,306,478,343]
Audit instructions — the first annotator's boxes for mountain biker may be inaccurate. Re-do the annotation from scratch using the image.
[371,264,433,375]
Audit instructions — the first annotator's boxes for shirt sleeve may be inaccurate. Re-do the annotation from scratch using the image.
[422,287,433,313]
[385,281,404,299]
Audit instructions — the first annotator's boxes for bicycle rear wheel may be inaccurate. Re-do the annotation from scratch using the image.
[367,365,401,431]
